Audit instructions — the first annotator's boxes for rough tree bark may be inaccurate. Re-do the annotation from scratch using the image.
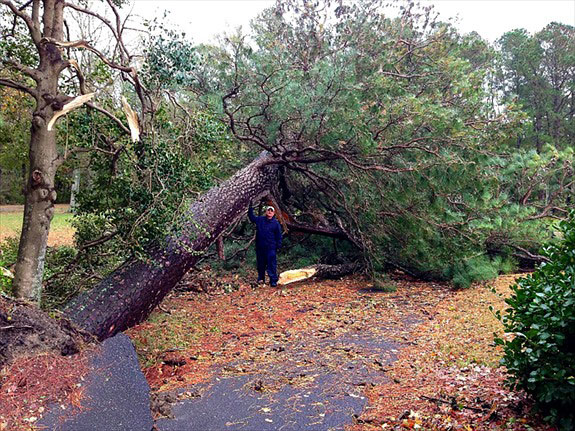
[9,0,68,301]
[216,236,225,260]
[312,263,361,279]
[1,0,147,301]
[65,152,279,340]
[13,119,60,301]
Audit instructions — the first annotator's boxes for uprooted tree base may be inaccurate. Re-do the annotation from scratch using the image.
[0,296,94,367]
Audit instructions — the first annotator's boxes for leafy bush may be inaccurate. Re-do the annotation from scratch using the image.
[495,212,575,429]
[372,277,397,293]
[0,238,19,294]
[444,255,516,289]
[43,106,238,306]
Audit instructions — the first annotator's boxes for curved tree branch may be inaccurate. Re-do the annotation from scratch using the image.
[0,77,36,96]
[0,0,41,45]
[40,37,133,73]
[1,58,39,80]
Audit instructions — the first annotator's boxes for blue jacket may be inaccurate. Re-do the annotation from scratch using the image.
[248,206,282,251]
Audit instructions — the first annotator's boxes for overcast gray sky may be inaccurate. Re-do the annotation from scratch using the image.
[131,0,575,44]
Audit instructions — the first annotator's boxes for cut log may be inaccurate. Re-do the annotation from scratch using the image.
[278,268,318,285]
[65,151,278,340]
[313,263,361,279]
[278,263,361,285]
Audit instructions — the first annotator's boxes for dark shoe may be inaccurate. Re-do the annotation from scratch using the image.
[271,283,278,287]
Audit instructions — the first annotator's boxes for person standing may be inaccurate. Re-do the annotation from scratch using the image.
[248,202,282,286]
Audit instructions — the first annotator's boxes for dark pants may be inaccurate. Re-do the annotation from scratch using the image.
[256,248,278,284]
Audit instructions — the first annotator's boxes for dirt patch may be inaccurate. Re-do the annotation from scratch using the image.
[0,296,95,367]
[0,296,96,430]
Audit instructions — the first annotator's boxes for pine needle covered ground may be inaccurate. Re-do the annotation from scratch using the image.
[128,272,554,430]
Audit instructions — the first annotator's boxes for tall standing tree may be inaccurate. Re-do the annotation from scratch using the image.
[496,23,575,152]
[0,0,148,301]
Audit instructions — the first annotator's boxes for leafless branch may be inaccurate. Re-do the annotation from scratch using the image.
[64,1,117,38]
[0,0,41,45]
[45,231,119,284]
[0,77,35,96]
[41,37,134,73]
[83,102,131,135]
[1,57,39,80]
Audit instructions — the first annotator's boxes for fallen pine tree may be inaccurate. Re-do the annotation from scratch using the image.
[64,152,280,340]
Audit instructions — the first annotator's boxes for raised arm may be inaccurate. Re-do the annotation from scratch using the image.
[248,202,257,223]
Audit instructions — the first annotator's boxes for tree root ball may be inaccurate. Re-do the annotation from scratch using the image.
[0,296,95,367]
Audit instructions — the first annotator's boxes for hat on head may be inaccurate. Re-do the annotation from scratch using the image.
[266,206,275,211]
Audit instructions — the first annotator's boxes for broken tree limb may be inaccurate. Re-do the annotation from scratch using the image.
[313,263,362,279]
[121,96,140,143]
[278,263,361,285]
[46,92,94,131]
[285,221,348,239]
[64,151,279,340]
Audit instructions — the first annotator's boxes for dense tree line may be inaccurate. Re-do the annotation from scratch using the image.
[1,0,573,300]
[0,1,573,426]
[0,1,572,320]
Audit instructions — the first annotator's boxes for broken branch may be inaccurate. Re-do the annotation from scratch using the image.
[47,92,94,131]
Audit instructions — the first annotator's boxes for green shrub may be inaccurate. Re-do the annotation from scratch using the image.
[495,212,575,429]
[372,279,397,293]
[0,237,19,294]
[42,245,81,309]
[444,255,515,289]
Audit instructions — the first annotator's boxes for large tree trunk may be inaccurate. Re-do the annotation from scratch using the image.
[13,6,66,301]
[65,152,279,340]
[13,125,59,301]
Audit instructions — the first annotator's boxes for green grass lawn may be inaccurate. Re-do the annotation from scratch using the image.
[0,211,75,246]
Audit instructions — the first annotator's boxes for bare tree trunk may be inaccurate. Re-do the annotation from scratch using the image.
[13,33,65,301]
[69,168,80,212]
[65,152,279,340]
[13,125,59,301]
[216,236,225,260]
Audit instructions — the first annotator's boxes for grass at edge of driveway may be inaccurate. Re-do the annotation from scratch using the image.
[0,212,75,247]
